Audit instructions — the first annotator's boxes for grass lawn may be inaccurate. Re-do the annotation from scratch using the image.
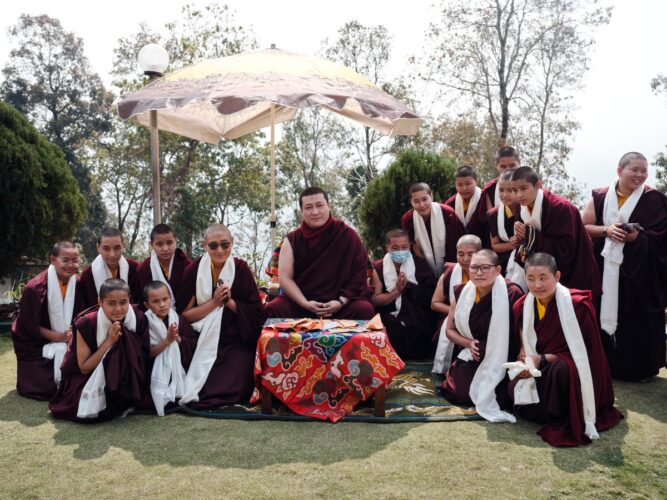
[0,335,665,499]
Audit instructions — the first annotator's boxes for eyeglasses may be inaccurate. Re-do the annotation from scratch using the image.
[207,240,231,251]
[57,258,81,266]
[469,264,493,274]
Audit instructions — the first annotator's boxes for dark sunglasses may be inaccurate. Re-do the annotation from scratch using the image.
[207,240,231,250]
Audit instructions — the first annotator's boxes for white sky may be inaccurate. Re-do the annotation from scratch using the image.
[1,0,666,192]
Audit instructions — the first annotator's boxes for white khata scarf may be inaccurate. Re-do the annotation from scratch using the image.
[599,181,643,336]
[42,265,76,386]
[150,250,175,306]
[179,252,235,405]
[432,264,465,374]
[510,189,544,291]
[496,204,517,279]
[494,181,501,207]
[77,306,137,419]
[454,186,482,228]
[413,203,446,277]
[382,252,417,317]
[512,284,599,440]
[92,254,130,294]
[146,308,185,416]
[453,277,516,423]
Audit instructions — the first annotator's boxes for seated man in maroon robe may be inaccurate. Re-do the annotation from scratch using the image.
[480,146,521,213]
[49,279,150,422]
[445,166,488,246]
[508,253,622,447]
[264,187,374,320]
[136,224,192,310]
[582,152,667,381]
[401,182,465,278]
[142,281,198,415]
[487,170,521,274]
[510,167,601,302]
[371,229,437,360]
[11,241,84,400]
[440,249,524,422]
[175,223,263,409]
[79,227,141,308]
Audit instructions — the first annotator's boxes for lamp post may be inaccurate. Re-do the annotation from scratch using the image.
[137,43,169,225]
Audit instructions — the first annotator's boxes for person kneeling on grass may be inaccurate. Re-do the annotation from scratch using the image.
[49,279,149,423]
[508,252,622,447]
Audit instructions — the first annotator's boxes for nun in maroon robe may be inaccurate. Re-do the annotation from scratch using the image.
[444,194,489,248]
[175,257,262,409]
[588,185,667,380]
[79,258,141,308]
[509,289,622,447]
[135,248,191,309]
[432,262,457,338]
[11,271,84,400]
[372,254,437,359]
[440,280,524,408]
[401,203,465,266]
[48,305,150,422]
[487,204,519,273]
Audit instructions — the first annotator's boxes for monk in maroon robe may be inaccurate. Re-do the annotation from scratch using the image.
[441,250,523,409]
[11,241,84,400]
[582,152,667,381]
[371,229,437,359]
[444,166,489,247]
[509,253,622,447]
[480,146,522,213]
[401,182,465,276]
[511,167,601,301]
[49,279,150,423]
[264,187,374,320]
[487,171,521,274]
[135,224,192,310]
[176,224,262,409]
[79,227,141,308]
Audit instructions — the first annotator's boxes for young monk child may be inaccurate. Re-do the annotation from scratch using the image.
[508,253,622,447]
[487,170,521,274]
[49,279,149,422]
[445,166,487,245]
[142,281,198,415]
[431,235,481,374]
[440,249,524,422]
[79,228,141,308]
[481,146,521,212]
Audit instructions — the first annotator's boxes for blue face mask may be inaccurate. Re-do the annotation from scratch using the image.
[390,250,411,264]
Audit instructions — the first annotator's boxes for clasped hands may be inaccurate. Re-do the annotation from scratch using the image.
[305,299,343,318]
[605,223,639,243]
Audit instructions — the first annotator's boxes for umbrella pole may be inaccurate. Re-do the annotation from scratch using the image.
[270,103,276,247]
[150,109,161,225]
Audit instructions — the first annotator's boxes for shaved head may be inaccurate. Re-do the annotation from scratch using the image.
[204,223,231,241]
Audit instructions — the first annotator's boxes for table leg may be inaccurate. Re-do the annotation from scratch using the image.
[374,386,386,417]
[261,385,273,415]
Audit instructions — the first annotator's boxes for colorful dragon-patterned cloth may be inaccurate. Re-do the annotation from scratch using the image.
[251,317,405,422]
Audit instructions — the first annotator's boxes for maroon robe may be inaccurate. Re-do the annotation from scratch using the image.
[510,290,623,447]
[440,280,524,408]
[591,186,667,380]
[79,257,141,309]
[486,205,520,273]
[135,248,192,309]
[373,255,437,359]
[264,217,374,320]
[11,270,84,400]
[433,262,458,343]
[513,190,601,301]
[444,194,489,247]
[48,305,150,422]
[401,204,466,266]
[481,177,499,211]
[175,257,262,409]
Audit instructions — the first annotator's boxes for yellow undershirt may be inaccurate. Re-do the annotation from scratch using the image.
[462,271,469,284]
[536,298,547,320]
[463,198,470,213]
[616,189,629,209]
[504,205,513,218]
[210,261,217,288]
[111,268,118,279]
[160,263,170,280]
[474,289,480,304]
[58,281,68,299]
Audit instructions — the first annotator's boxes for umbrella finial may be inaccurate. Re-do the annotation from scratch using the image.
[270,43,276,49]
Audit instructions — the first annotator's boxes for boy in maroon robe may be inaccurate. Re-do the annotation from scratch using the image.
[49,279,150,422]
[371,229,437,359]
[582,152,667,381]
[79,227,141,308]
[11,241,84,400]
[509,253,622,447]
[487,170,521,274]
[444,166,488,246]
[176,224,262,409]
[264,187,374,320]
[480,146,521,213]
[510,167,601,301]
[135,224,192,309]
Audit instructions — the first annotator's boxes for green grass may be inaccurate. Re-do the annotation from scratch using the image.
[0,336,665,499]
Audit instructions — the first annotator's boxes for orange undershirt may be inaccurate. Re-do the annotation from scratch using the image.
[58,281,68,299]
[474,289,481,304]
[463,198,470,213]
[111,268,118,279]
[462,271,470,284]
[160,263,170,280]
[616,189,629,209]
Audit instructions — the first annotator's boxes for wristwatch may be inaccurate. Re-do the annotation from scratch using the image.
[539,353,548,370]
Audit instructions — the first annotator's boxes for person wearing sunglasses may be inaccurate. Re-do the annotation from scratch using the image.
[11,241,84,400]
[174,223,262,409]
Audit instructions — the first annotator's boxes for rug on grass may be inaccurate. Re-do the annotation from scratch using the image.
[166,361,480,423]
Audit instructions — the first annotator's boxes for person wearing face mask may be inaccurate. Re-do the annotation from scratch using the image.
[582,152,667,381]
[371,229,437,360]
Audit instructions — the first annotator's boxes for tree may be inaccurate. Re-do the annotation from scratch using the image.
[1,14,114,259]
[653,148,667,194]
[0,101,86,276]
[359,148,457,258]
